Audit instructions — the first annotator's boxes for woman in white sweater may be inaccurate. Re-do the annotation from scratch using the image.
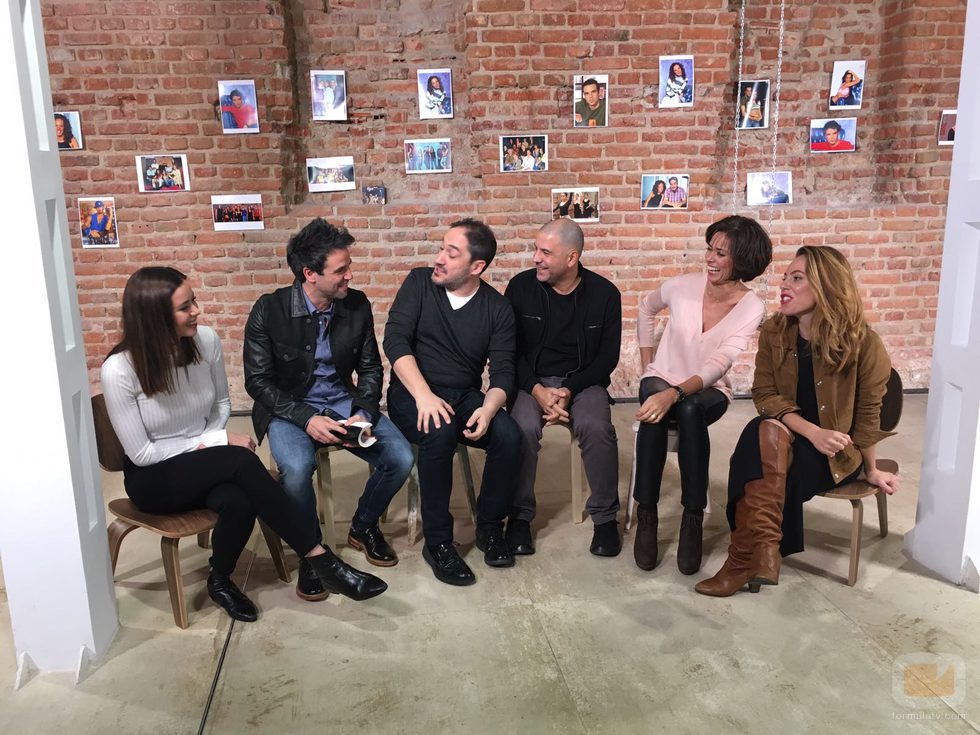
[101,267,387,622]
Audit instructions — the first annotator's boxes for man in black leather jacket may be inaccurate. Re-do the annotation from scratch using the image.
[244,218,413,601]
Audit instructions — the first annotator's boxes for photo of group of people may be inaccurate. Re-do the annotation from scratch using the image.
[746,172,793,206]
[404,139,451,174]
[78,197,118,248]
[361,186,387,205]
[54,111,83,150]
[418,69,453,119]
[552,188,600,223]
[311,71,348,121]
[500,135,548,172]
[306,156,356,192]
[217,80,259,134]
[573,75,608,127]
[210,195,264,231]
[640,174,690,209]
[135,154,190,193]
[660,55,694,108]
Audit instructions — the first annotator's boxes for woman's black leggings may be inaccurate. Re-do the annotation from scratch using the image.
[123,445,318,575]
[632,376,729,511]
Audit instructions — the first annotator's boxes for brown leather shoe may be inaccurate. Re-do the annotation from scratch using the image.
[695,501,759,597]
[676,508,704,575]
[633,503,659,570]
[745,420,792,587]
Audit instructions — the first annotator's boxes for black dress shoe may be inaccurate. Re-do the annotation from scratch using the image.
[676,508,704,575]
[475,526,516,568]
[207,573,258,622]
[422,542,476,586]
[296,557,330,601]
[306,551,388,601]
[348,525,399,567]
[590,520,622,557]
[505,518,535,555]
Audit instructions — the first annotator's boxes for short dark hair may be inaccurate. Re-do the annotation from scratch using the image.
[704,215,772,282]
[822,119,842,133]
[449,218,497,273]
[230,89,243,99]
[669,176,678,184]
[581,78,600,92]
[286,218,355,280]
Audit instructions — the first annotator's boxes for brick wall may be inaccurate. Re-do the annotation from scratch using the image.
[44,0,964,408]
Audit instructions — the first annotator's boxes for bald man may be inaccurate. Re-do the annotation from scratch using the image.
[504,219,623,556]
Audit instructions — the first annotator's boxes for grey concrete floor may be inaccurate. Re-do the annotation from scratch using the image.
[1,394,978,733]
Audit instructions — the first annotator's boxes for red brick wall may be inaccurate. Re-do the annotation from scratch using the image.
[44,0,964,407]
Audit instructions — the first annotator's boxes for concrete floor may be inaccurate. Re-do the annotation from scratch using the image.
[1,395,978,733]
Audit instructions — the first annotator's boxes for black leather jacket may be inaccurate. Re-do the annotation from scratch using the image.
[244,281,383,442]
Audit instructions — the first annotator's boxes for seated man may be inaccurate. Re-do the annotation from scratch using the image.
[384,218,521,586]
[505,219,623,556]
[244,218,414,601]
[663,176,688,208]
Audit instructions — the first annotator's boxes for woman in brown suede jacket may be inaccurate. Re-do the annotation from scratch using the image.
[696,246,900,597]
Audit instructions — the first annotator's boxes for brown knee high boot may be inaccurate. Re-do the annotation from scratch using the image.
[745,420,792,587]
[693,501,758,597]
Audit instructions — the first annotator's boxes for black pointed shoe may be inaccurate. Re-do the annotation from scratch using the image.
[348,524,399,567]
[207,572,258,622]
[505,518,535,555]
[306,551,388,601]
[590,520,622,557]
[475,526,516,568]
[422,542,476,586]
[296,557,330,601]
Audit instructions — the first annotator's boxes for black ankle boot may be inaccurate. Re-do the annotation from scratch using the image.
[676,508,704,575]
[306,550,388,601]
[633,503,659,571]
[207,572,258,622]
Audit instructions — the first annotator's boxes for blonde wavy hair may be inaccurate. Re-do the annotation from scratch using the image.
[791,245,867,372]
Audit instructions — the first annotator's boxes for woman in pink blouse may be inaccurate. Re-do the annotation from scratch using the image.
[633,216,771,574]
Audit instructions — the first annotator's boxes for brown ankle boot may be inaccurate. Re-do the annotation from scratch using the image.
[694,501,758,596]
[633,503,659,571]
[676,508,704,575]
[745,421,793,587]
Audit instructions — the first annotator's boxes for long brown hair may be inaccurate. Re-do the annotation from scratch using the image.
[107,267,200,396]
[792,246,867,372]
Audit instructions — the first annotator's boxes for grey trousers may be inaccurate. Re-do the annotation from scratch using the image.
[510,383,620,525]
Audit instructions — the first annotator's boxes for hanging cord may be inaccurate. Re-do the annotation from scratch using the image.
[732,0,747,214]
[767,0,786,233]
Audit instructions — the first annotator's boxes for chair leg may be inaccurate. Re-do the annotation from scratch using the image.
[197,531,210,549]
[407,464,420,546]
[570,434,585,524]
[107,518,138,575]
[160,537,189,629]
[847,498,864,587]
[259,519,291,583]
[456,446,478,523]
[624,428,640,532]
[876,491,888,538]
[315,451,337,550]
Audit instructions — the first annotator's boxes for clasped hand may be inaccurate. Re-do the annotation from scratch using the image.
[533,385,570,426]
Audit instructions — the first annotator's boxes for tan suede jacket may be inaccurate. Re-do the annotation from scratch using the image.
[751,315,895,482]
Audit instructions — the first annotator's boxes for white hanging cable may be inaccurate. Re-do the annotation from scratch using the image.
[732,0,747,214]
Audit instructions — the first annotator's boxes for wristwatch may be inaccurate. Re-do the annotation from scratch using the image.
[670,385,686,401]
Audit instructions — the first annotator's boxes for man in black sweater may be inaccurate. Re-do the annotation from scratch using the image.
[384,218,521,586]
[505,219,623,556]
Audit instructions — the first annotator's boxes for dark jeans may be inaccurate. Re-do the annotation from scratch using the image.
[123,445,318,575]
[387,382,521,546]
[632,376,728,511]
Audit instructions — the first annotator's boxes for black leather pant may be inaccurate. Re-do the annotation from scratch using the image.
[632,377,728,511]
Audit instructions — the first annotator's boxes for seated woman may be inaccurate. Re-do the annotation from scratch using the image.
[101,267,388,622]
[696,246,899,597]
[633,215,772,574]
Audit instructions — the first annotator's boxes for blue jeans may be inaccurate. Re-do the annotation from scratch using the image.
[267,415,414,544]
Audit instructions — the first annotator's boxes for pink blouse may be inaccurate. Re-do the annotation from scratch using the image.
[637,272,765,400]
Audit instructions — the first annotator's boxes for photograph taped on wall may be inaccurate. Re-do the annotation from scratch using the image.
[307,156,355,192]
[746,171,792,206]
[311,70,348,121]
[552,188,600,223]
[735,80,769,129]
[659,55,694,108]
[938,110,956,146]
[404,138,452,174]
[217,79,260,133]
[362,186,386,204]
[500,134,548,172]
[810,117,857,153]
[135,153,190,193]
[78,197,119,248]
[54,111,83,150]
[640,174,690,209]
[211,194,263,231]
[573,74,608,127]
[418,68,453,119]
[828,60,866,110]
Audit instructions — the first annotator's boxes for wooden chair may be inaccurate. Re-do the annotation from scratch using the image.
[816,368,903,586]
[93,394,290,629]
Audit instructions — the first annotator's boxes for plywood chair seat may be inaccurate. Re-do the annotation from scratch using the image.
[107,498,217,538]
